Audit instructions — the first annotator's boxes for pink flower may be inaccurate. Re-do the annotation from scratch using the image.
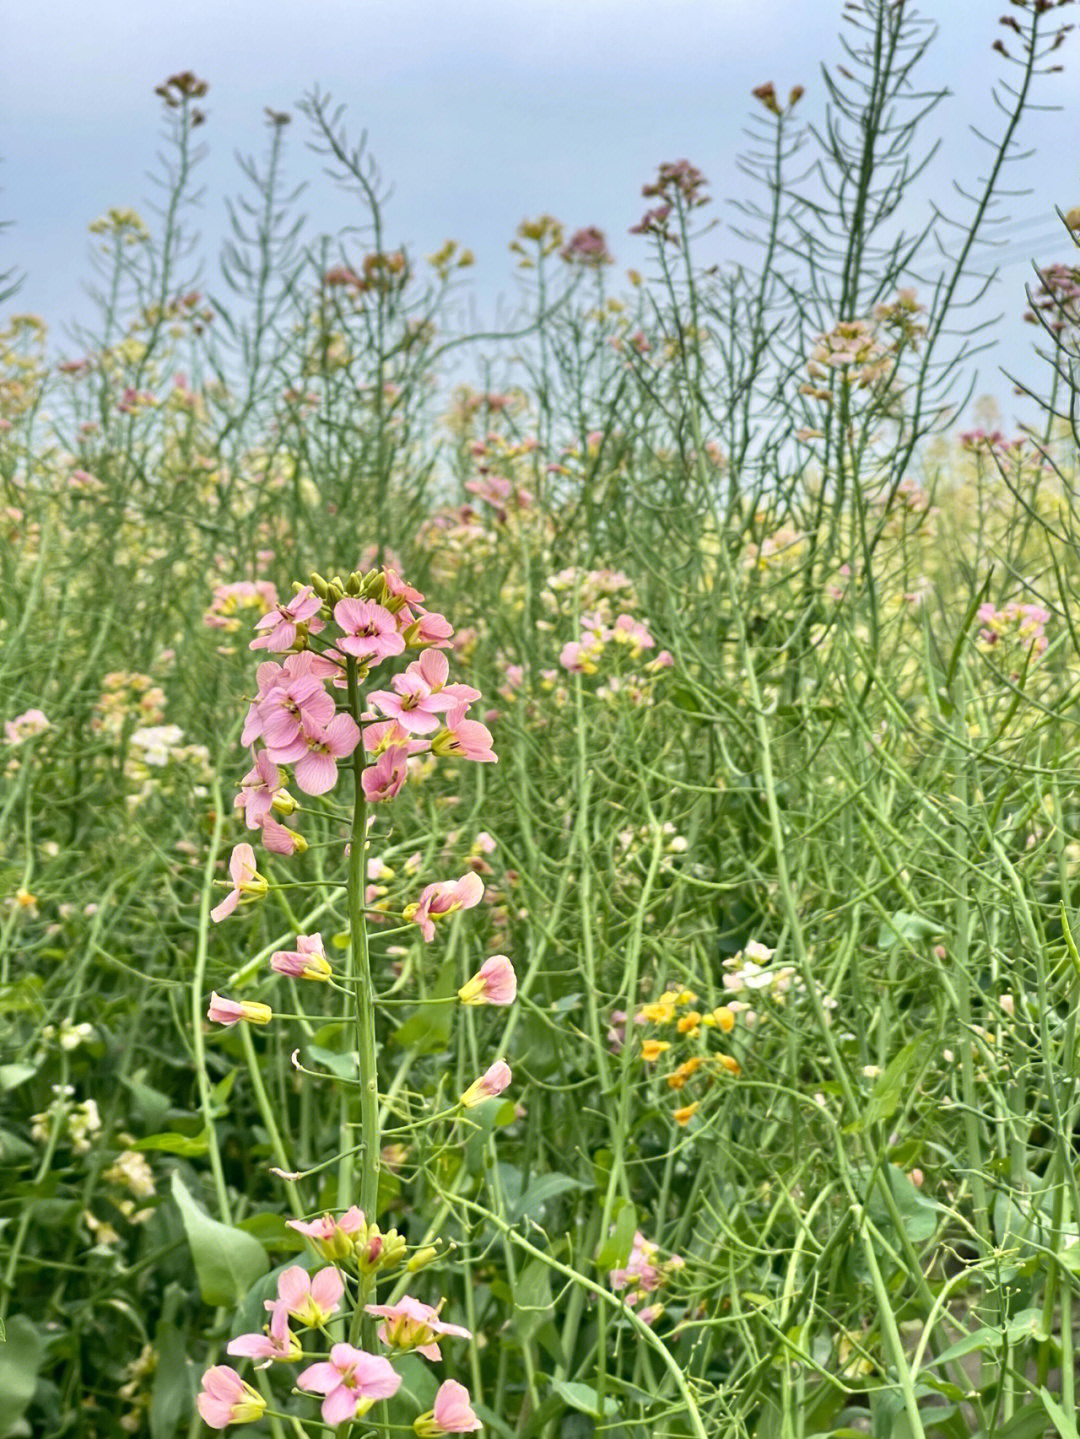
[207,992,273,1026]
[458,955,516,1006]
[404,872,485,942]
[366,674,438,734]
[334,598,406,663]
[292,712,361,795]
[273,1265,344,1327]
[227,1302,301,1367]
[297,1343,401,1425]
[362,745,409,802]
[364,1295,471,1361]
[431,703,496,763]
[260,815,305,855]
[270,933,332,981]
[257,667,336,755]
[609,1231,662,1294]
[415,1379,483,1435]
[368,650,481,735]
[250,586,326,652]
[210,843,267,923]
[363,718,430,757]
[399,605,455,648]
[287,1205,366,1261]
[197,1366,267,1428]
[4,709,50,745]
[235,750,280,829]
[383,567,425,605]
[460,1059,512,1107]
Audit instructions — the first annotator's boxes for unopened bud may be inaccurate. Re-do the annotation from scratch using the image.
[406,1245,440,1273]
[788,85,805,106]
[1065,206,1080,232]
[346,572,363,595]
[310,573,329,598]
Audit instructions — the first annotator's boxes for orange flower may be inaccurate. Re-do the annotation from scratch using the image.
[673,1102,699,1126]
[667,1056,704,1090]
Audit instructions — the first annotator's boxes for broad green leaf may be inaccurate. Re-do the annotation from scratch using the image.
[1040,1387,1080,1439]
[0,1064,37,1091]
[550,1380,619,1419]
[852,1038,932,1132]
[171,1173,268,1307]
[929,1325,998,1368]
[875,910,942,950]
[0,1315,45,1438]
[595,1200,637,1271]
[511,1172,586,1221]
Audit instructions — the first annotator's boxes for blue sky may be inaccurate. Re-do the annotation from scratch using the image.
[4,0,1077,425]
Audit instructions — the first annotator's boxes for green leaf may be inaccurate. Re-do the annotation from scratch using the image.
[512,1259,552,1341]
[0,1131,35,1167]
[595,1200,637,1271]
[928,1326,998,1368]
[852,1038,932,1132]
[1040,1387,1080,1439]
[511,1172,586,1221]
[875,910,942,950]
[0,1064,37,1092]
[391,955,457,1053]
[550,1380,619,1419]
[133,1130,210,1156]
[0,1315,45,1438]
[170,1173,268,1307]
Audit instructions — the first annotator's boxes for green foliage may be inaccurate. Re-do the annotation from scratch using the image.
[3,4,1080,1435]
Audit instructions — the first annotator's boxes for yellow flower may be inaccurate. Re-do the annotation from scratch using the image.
[641,1039,671,1063]
[673,1102,699,1126]
[667,1057,703,1090]
[677,1011,702,1035]
[639,1001,676,1025]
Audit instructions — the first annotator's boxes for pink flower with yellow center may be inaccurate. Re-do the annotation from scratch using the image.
[270,933,332,982]
[460,1059,512,1108]
[458,955,516,1006]
[273,1264,344,1327]
[414,1379,483,1435]
[334,598,406,664]
[297,1343,401,1425]
[197,1367,267,1428]
[287,1205,366,1261]
[249,585,325,652]
[364,1294,472,1360]
[210,843,267,923]
[404,872,485,942]
[361,744,409,803]
[207,993,273,1026]
[431,703,497,763]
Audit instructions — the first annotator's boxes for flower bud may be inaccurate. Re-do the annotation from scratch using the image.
[407,1245,440,1273]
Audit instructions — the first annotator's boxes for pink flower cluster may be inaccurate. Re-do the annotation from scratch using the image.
[203,580,279,634]
[4,709,50,745]
[209,568,498,911]
[977,601,1050,657]
[1024,262,1080,336]
[200,1234,482,1431]
[630,159,709,242]
[609,1229,684,1327]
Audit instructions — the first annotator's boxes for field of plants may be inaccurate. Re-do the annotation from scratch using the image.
[3,3,1080,1437]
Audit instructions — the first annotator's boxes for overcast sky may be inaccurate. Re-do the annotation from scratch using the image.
[4,0,1077,426]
